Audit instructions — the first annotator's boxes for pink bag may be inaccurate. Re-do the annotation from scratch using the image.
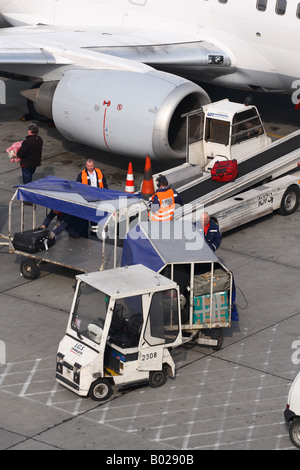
[6,141,23,163]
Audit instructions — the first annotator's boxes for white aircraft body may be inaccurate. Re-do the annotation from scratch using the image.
[0,0,299,160]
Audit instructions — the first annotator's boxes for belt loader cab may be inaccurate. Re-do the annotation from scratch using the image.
[188,99,271,170]
[56,265,182,401]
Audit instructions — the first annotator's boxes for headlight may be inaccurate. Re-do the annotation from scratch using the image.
[73,362,82,384]
[56,352,64,373]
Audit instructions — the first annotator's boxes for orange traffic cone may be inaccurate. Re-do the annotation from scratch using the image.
[141,155,155,197]
[125,162,135,193]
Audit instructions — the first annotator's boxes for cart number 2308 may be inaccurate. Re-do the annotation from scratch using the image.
[139,347,163,368]
[141,351,158,361]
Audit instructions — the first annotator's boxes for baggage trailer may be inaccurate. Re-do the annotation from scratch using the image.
[3,176,147,279]
[56,258,235,401]
[121,221,236,350]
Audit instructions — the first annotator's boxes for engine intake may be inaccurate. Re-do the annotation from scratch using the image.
[32,69,210,160]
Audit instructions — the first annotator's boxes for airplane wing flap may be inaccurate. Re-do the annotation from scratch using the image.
[93,41,233,70]
[86,41,235,80]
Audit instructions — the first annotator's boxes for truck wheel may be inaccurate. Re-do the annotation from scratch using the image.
[149,369,167,388]
[20,259,40,280]
[88,378,113,401]
[289,419,300,448]
[279,185,299,215]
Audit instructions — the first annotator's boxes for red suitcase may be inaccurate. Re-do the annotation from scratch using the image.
[211,159,238,182]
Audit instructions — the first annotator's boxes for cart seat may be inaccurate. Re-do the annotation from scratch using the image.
[109,304,124,335]
[109,313,142,348]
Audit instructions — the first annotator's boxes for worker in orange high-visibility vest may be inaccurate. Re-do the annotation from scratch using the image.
[76,158,108,189]
[149,175,183,221]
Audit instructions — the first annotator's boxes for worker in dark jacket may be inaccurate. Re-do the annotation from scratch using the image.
[149,175,183,221]
[40,210,88,239]
[17,123,43,184]
[200,211,222,252]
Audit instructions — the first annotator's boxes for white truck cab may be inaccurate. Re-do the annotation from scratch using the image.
[188,99,271,170]
[56,265,182,401]
[284,372,300,448]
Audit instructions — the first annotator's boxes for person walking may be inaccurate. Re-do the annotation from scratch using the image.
[17,123,43,184]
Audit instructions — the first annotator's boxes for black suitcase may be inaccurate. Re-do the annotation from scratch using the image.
[12,228,55,253]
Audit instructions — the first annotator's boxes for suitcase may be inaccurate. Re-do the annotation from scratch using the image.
[12,228,55,253]
[193,268,231,296]
[211,159,238,182]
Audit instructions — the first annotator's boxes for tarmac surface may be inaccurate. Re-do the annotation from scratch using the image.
[0,79,300,452]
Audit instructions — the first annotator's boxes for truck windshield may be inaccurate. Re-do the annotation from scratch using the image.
[231,108,263,144]
[71,282,110,344]
[205,118,230,145]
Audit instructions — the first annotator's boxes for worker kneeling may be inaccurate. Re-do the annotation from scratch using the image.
[149,176,183,221]
[40,210,88,239]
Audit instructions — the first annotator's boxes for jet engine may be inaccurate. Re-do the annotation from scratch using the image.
[27,69,210,160]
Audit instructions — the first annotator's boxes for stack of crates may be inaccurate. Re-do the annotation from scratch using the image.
[193,268,230,326]
[193,291,229,325]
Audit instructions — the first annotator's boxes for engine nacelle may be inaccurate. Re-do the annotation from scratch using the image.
[35,69,210,160]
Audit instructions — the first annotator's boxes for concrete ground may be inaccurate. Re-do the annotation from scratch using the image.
[0,79,300,451]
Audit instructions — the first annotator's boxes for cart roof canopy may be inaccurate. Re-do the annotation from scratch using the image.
[76,264,177,298]
[14,176,144,225]
[121,221,219,272]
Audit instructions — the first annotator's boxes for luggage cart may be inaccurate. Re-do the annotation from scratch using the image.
[4,176,147,279]
[121,221,237,350]
[178,261,234,351]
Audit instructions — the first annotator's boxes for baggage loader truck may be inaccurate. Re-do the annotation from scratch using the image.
[150,99,300,229]
[185,173,300,234]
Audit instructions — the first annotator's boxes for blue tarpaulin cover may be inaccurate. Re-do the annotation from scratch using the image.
[14,176,143,225]
[121,221,218,268]
[121,222,238,321]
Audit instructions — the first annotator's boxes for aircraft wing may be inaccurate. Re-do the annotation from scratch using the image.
[0,25,235,161]
[0,25,234,80]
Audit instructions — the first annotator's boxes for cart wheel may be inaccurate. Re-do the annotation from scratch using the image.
[149,369,167,388]
[289,419,300,449]
[20,259,40,280]
[211,328,224,351]
[279,185,299,215]
[88,378,113,401]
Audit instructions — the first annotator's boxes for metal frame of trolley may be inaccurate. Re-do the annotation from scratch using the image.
[2,177,147,279]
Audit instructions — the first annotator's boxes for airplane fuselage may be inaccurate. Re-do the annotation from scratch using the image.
[0,1,299,160]
[0,0,299,93]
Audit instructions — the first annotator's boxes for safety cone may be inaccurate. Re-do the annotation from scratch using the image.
[141,155,155,197]
[125,162,135,193]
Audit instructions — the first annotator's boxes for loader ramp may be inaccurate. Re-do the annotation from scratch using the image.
[175,131,300,213]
